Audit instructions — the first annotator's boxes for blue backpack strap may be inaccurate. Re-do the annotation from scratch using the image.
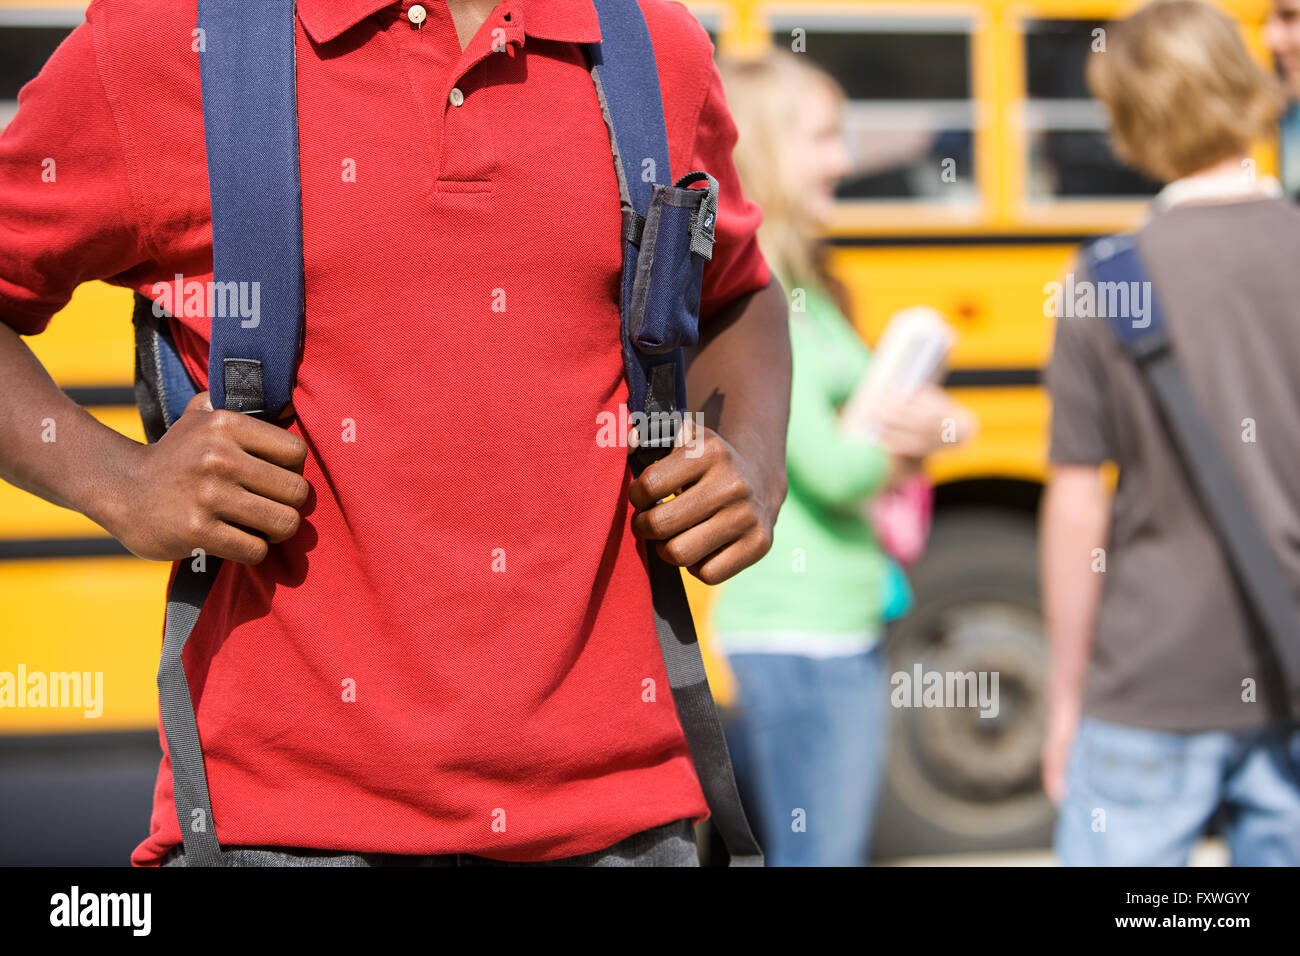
[585,0,718,438]
[586,0,763,866]
[156,0,305,866]
[1087,235,1300,720]
[200,0,306,417]
[1082,234,1171,359]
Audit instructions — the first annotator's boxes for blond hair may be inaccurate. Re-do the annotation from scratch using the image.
[716,49,846,296]
[1087,0,1284,183]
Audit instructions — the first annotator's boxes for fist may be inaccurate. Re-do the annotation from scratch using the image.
[105,391,310,565]
[629,417,784,585]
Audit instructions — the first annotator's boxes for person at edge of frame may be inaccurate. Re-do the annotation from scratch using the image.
[1042,0,1300,867]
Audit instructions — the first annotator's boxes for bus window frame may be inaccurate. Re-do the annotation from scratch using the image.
[753,1,997,238]
[0,2,86,129]
[0,1,83,27]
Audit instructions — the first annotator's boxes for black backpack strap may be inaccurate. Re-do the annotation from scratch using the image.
[1087,234,1300,718]
[131,292,199,444]
[585,0,762,866]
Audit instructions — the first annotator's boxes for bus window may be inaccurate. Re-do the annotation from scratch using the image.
[767,12,978,204]
[1024,18,1161,200]
[0,7,81,130]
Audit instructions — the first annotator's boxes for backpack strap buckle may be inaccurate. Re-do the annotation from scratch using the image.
[630,362,682,460]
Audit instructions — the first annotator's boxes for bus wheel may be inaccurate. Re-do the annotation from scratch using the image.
[871,508,1055,860]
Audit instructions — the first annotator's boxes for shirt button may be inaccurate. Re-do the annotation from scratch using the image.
[408,4,426,25]
[449,87,465,107]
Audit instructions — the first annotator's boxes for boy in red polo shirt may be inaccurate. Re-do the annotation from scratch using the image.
[0,0,791,866]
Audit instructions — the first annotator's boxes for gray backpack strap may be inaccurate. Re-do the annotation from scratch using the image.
[1087,235,1300,718]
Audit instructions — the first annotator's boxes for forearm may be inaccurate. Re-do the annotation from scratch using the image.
[788,423,892,507]
[0,321,139,530]
[1040,467,1109,718]
[787,356,894,507]
[684,276,792,504]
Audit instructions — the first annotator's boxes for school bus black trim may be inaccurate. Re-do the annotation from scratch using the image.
[944,368,1041,387]
[0,537,131,561]
[829,233,1095,248]
[64,385,137,406]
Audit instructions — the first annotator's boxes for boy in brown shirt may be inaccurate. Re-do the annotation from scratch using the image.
[1042,0,1300,866]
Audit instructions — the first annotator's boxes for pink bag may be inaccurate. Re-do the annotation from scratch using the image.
[870,475,934,565]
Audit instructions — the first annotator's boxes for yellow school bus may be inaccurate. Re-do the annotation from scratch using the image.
[0,0,1280,863]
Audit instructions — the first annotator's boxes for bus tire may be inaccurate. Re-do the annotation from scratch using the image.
[870,508,1055,861]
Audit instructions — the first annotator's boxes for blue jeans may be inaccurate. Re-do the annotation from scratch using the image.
[726,647,890,866]
[1055,716,1300,866]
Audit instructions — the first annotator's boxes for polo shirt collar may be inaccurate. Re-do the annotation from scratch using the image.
[298,0,602,46]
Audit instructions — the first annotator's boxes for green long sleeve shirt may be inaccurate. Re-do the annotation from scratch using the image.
[711,281,906,645]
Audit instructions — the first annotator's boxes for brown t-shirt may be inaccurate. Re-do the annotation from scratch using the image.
[1047,197,1300,732]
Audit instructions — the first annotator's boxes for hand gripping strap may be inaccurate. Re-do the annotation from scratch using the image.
[159,0,303,865]
[589,0,763,866]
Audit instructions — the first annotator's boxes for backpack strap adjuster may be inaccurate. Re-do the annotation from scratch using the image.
[623,207,645,246]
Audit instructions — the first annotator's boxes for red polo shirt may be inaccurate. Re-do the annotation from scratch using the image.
[0,0,769,864]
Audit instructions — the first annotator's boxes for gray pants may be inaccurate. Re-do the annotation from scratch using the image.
[160,818,700,867]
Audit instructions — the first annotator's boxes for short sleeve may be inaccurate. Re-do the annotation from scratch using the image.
[0,10,149,335]
[689,55,771,322]
[1045,261,1115,466]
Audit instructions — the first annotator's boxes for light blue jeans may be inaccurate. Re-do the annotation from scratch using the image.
[726,647,890,866]
[1055,715,1300,866]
